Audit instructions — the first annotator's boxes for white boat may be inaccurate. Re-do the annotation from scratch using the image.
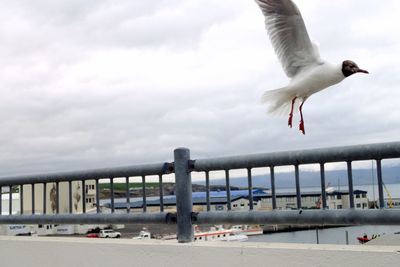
[132,229,152,240]
[230,225,263,236]
[193,225,248,242]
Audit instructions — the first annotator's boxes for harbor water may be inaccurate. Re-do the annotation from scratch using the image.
[248,184,400,245]
[248,225,400,245]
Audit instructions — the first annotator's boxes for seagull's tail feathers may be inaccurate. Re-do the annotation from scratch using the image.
[261,87,297,116]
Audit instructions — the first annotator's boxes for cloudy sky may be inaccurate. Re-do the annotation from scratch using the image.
[1,0,399,177]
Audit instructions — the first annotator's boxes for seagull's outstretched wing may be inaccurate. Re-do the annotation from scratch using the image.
[255,0,322,77]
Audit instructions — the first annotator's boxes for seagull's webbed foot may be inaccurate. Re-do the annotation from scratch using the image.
[288,113,293,128]
[299,120,305,135]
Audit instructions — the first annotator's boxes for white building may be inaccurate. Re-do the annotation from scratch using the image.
[259,190,369,210]
[1,192,20,215]
[21,180,97,214]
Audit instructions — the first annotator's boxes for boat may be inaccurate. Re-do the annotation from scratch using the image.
[193,225,248,242]
[132,229,152,240]
[229,225,263,236]
[357,234,378,244]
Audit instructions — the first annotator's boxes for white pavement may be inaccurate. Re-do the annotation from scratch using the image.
[0,236,399,267]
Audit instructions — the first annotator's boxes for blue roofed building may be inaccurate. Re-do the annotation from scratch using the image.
[101,188,369,213]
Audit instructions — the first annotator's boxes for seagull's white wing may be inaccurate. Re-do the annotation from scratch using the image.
[255,0,322,77]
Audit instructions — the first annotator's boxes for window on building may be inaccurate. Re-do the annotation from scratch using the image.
[356,203,361,208]
[337,195,341,200]
[215,205,224,211]
[356,194,360,198]
[337,205,342,209]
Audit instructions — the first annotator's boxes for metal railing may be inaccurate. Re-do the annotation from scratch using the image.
[1,141,400,243]
[0,163,175,225]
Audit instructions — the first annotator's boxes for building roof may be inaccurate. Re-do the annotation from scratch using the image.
[102,189,367,209]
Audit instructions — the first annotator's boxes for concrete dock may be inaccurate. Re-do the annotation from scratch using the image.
[1,236,399,267]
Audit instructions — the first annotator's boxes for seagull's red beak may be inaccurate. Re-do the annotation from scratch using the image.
[356,68,369,74]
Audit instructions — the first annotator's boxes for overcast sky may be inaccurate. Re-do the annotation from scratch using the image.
[0,0,399,177]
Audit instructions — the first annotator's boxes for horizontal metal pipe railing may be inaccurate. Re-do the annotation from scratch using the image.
[0,162,173,186]
[0,213,174,225]
[196,210,400,226]
[193,141,400,171]
[0,141,400,242]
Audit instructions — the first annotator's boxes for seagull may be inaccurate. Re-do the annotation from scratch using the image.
[255,0,368,134]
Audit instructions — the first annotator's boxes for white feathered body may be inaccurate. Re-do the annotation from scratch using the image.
[262,62,345,115]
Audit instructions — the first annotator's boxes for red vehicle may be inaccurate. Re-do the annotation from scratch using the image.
[86,233,99,238]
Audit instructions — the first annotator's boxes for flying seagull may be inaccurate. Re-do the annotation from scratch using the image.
[255,0,368,134]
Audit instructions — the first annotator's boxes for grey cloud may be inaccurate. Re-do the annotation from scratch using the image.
[0,0,399,177]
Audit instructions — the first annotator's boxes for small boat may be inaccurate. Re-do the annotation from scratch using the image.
[132,229,152,240]
[230,225,263,236]
[193,225,248,242]
[357,234,379,244]
[357,235,370,244]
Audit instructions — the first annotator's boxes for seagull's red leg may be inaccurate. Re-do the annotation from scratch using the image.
[299,99,306,135]
[288,97,297,128]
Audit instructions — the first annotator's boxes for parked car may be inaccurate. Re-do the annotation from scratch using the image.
[99,229,121,238]
[86,233,99,238]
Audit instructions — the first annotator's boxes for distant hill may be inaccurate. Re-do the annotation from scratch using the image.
[198,165,400,189]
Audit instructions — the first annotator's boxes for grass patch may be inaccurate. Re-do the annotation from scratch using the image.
[98,182,160,191]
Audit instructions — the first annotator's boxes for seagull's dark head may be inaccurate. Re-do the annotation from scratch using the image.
[342,60,369,77]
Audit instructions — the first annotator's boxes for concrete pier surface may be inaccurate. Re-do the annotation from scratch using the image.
[0,236,399,267]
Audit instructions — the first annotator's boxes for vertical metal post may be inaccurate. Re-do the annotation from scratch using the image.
[347,161,355,208]
[126,177,131,213]
[376,159,385,208]
[270,167,277,210]
[320,163,327,209]
[158,175,164,212]
[295,165,301,209]
[225,170,231,210]
[43,183,47,214]
[205,171,211,212]
[9,187,12,215]
[68,181,72,213]
[174,148,193,243]
[316,227,319,244]
[345,231,349,245]
[95,179,100,213]
[142,175,147,212]
[56,182,60,214]
[19,185,23,215]
[31,184,35,215]
[0,186,2,215]
[247,168,254,210]
[110,178,114,213]
[82,180,86,213]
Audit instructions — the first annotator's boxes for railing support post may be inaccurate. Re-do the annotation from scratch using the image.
[174,148,193,243]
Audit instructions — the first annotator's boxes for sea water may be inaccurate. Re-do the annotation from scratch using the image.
[248,225,400,245]
[248,184,400,245]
